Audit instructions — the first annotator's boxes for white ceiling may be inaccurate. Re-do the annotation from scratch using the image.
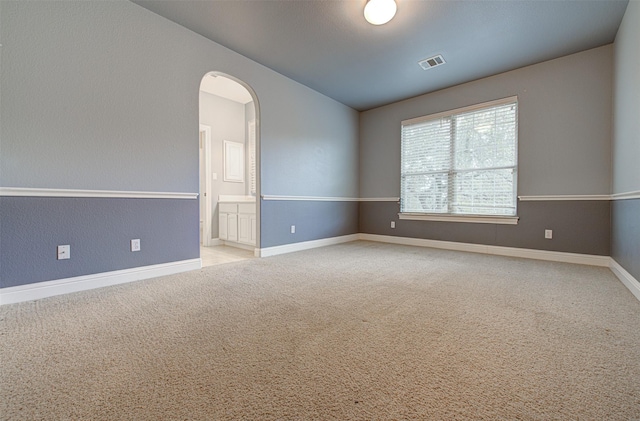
[200,73,254,105]
[133,0,629,111]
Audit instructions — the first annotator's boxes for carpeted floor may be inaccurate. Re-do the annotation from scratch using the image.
[1,241,639,420]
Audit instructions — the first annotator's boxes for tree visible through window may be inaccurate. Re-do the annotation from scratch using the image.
[401,97,518,217]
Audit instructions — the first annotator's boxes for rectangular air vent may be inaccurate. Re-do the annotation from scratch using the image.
[419,54,446,70]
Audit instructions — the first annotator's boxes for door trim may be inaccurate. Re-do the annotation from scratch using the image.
[200,124,213,246]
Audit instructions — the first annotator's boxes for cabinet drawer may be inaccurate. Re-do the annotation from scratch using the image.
[238,203,255,214]
[219,203,237,213]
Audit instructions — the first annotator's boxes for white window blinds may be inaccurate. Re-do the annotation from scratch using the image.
[401,97,518,217]
[248,120,256,195]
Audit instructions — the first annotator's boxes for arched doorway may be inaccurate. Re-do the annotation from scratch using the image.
[199,72,260,263]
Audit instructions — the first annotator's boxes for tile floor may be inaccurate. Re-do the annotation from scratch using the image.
[200,245,255,267]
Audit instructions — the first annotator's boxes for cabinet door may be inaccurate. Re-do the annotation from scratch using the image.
[238,214,250,244]
[219,213,228,240]
[227,214,238,242]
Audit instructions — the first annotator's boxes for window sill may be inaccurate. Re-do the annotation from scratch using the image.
[398,213,519,225]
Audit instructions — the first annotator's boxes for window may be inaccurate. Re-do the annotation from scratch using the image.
[248,120,257,195]
[400,97,518,224]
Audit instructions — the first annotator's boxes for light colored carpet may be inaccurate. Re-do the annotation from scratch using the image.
[1,241,639,420]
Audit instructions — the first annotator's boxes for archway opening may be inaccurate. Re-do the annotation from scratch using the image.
[198,72,260,264]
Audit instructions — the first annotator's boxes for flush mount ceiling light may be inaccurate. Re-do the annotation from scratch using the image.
[364,0,397,25]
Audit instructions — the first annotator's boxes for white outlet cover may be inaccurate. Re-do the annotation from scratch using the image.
[131,239,141,252]
[545,230,553,239]
[57,245,70,260]
[290,225,295,234]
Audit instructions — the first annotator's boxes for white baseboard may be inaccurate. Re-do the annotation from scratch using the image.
[610,259,640,302]
[360,235,640,302]
[204,238,223,247]
[358,234,611,267]
[4,235,636,305]
[257,234,360,257]
[0,259,202,305]
[257,233,611,266]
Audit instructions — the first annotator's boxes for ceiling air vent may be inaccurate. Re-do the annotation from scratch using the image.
[419,54,446,70]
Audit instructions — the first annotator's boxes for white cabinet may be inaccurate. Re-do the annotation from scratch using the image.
[227,213,238,242]
[219,213,228,240]
[218,203,235,241]
[238,214,251,244]
[218,201,255,246]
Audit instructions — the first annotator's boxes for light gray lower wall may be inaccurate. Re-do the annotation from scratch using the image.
[260,200,358,248]
[0,197,199,289]
[360,201,610,256]
[611,199,640,280]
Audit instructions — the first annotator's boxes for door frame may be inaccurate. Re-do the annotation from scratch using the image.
[200,71,261,252]
[199,124,213,246]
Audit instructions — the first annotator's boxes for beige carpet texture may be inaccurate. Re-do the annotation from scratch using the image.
[1,241,639,420]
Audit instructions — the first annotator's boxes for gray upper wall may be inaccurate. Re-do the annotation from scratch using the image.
[610,1,639,282]
[612,0,640,195]
[359,45,613,198]
[199,91,247,198]
[0,1,359,197]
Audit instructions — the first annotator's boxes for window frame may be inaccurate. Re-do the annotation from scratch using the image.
[399,96,519,225]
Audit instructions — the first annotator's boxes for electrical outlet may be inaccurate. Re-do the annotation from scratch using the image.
[391,221,396,229]
[290,225,296,234]
[545,229,553,239]
[57,245,70,260]
[131,239,141,252]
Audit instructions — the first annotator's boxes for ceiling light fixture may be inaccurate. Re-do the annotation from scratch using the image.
[364,0,397,25]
